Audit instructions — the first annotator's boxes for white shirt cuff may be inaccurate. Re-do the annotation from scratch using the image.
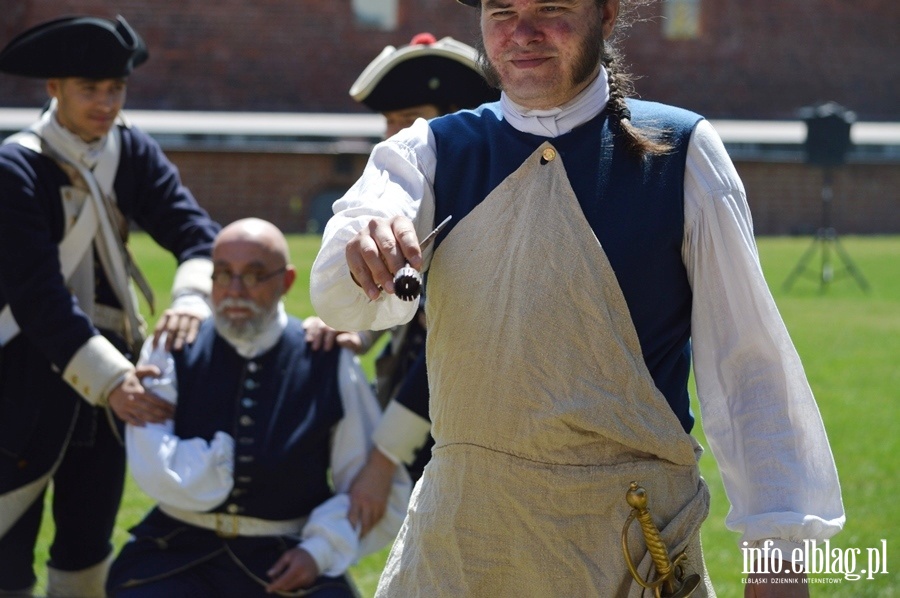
[299,494,359,576]
[373,400,432,465]
[62,335,134,405]
[172,257,213,298]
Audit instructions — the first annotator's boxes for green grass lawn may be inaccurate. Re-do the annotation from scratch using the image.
[32,234,899,596]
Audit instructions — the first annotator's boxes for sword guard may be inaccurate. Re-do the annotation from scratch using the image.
[394,264,421,301]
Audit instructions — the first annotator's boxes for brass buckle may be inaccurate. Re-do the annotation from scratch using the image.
[215,513,240,539]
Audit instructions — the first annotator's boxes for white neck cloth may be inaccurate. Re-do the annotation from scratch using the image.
[500,66,609,138]
[35,99,108,170]
[31,99,121,198]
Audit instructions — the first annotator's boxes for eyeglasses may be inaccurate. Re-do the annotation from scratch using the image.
[211,267,286,289]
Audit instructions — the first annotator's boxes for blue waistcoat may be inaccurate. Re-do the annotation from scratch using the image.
[428,99,703,432]
[172,317,344,520]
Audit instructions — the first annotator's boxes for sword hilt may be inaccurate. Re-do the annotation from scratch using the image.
[621,482,700,598]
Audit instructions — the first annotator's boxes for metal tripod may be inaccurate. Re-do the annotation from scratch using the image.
[782,168,869,292]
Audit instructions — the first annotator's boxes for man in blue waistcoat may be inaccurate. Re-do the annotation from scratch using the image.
[0,15,220,596]
[310,1,844,596]
[106,218,409,597]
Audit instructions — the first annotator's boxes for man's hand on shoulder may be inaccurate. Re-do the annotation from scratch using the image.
[303,316,366,353]
[265,547,320,593]
[153,306,206,351]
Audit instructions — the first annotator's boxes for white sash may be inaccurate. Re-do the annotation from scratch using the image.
[54,140,147,349]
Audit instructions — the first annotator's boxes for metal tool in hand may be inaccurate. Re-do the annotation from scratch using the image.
[621,482,701,598]
[393,216,452,302]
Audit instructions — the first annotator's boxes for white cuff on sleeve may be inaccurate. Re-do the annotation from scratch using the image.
[299,494,359,577]
[373,400,431,466]
[62,335,134,405]
[172,258,213,298]
[298,536,334,576]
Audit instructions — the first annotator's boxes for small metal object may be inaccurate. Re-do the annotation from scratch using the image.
[621,481,701,598]
[394,216,452,301]
[215,512,240,539]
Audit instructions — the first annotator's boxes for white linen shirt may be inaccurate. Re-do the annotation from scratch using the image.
[126,304,410,576]
[309,86,845,559]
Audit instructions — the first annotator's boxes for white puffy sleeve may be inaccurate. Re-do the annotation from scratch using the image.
[310,118,438,332]
[683,120,845,556]
[125,334,234,511]
[297,349,412,577]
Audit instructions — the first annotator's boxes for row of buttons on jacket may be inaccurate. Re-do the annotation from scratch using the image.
[225,360,261,514]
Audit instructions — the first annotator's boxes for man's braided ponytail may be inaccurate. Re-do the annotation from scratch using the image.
[602,0,673,159]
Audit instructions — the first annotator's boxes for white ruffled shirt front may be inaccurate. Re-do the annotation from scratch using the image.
[126,303,411,576]
[310,89,845,559]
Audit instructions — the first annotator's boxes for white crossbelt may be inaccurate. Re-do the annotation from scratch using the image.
[159,504,307,539]
[91,304,127,338]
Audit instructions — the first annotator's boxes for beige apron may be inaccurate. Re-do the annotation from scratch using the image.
[377,143,715,597]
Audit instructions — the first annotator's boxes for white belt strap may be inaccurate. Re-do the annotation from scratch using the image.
[91,304,127,338]
[159,504,307,538]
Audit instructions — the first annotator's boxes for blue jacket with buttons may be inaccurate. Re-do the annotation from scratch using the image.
[172,316,344,520]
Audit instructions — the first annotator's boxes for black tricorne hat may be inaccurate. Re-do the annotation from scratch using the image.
[457,0,479,6]
[0,15,148,79]
[350,33,498,113]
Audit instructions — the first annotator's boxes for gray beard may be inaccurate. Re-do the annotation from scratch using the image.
[213,298,276,346]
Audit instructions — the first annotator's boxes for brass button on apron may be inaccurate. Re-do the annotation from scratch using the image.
[541,147,557,162]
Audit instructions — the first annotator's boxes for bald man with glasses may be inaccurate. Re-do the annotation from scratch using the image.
[106,219,410,597]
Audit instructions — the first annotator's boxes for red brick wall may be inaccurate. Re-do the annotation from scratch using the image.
[739,161,900,235]
[168,150,369,233]
[167,149,899,236]
[2,0,898,120]
[4,1,897,234]
[622,0,900,120]
[1,0,481,113]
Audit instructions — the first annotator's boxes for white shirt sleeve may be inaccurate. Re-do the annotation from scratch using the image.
[125,334,235,511]
[170,257,214,303]
[310,118,438,332]
[298,349,412,577]
[683,120,845,553]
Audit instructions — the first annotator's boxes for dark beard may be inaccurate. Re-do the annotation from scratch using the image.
[476,36,503,89]
[476,15,606,96]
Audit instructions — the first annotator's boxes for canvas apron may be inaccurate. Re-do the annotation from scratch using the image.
[377,143,715,597]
